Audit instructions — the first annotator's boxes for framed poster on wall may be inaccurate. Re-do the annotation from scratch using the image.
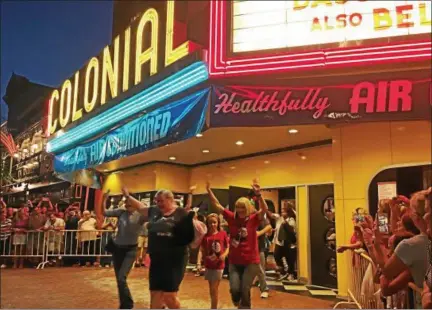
[377,182,397,200]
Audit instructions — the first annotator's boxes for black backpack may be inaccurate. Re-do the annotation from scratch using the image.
[278,222,297,245]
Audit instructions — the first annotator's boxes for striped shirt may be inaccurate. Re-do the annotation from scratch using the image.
[0,218,12,240]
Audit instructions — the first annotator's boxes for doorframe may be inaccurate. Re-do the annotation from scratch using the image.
[365,162,431,213]
[262,182,334,285]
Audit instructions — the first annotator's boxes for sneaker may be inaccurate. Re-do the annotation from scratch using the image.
[104,264,110,268]
[0,264,6,269]
[195,271,201,277]
[287,274,295,282]
[277,273,288,281]
[260,291,269,299]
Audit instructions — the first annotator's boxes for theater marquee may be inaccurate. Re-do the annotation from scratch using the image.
[232,1,431,53]
[210,70,432,127]
[208,0,432,77]
[47,0,197,136]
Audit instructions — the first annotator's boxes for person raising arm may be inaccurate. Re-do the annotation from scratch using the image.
[99,187,148,309]
[206,182,225,214]
[184,186,196,212]
[206,179,268,308]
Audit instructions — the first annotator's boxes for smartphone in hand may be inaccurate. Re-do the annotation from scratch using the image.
[377,213,389,234]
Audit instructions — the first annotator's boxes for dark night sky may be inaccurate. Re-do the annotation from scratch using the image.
[0,0,114,123]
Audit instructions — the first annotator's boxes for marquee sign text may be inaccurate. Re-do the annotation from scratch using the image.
[210,71,432,127]
[48,1,195,135]
[232,0,431,52]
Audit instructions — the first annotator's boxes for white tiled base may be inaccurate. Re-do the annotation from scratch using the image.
[309,290,337,296]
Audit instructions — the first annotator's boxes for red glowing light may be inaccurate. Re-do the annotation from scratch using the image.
[208,0,432,77]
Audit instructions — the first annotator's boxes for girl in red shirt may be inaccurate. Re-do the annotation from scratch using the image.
[206,180,268,309]
[201,213,229,309]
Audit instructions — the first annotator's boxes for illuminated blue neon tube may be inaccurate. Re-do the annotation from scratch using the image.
[47,61,209,154]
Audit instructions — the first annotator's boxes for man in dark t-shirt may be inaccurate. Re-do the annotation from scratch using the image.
[147,206,189,256]
[147,205,191,297]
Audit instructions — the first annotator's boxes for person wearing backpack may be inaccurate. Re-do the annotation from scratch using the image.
[267,204,297,281]
[280,208,297,281]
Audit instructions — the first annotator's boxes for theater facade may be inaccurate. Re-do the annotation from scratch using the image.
[46,0,431,296]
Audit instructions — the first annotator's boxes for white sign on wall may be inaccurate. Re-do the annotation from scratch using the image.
[232,0,431,53]
[377,182,397,200]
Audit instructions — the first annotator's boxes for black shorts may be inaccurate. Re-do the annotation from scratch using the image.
[0,238,10,255]
[149,252,187,292]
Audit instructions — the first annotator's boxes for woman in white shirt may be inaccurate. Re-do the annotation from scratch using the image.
[267,204,297,281]
[78,210,98,266]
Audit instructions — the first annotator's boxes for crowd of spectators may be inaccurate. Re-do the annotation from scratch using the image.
[1,186,430,309]
[0,197,141,269]
[337,187,431,309]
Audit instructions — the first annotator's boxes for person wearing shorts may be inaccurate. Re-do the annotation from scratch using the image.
[43,213,65,263]
[147,189,199,309]
[201,213,229,309]
[12,208,29,269]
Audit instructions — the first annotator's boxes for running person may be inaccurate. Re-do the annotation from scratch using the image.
[99,188,148,309]
[201,213,229,309]
[267,203,296,281]
[255,213,272,298]
[206,179,268,308]
[147,189,206,309]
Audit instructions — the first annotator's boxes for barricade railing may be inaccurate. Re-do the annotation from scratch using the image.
[0,229,116,269]
[0,230,46,269]
[40,229,114,269]
[334,249,420,309]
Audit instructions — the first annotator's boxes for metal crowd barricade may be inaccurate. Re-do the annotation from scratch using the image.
[334,249,384,309]
[333,250,421,309]
[0,230,47,269]
[40,229,113,269]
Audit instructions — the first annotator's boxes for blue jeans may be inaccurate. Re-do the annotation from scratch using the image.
[101,232,114,266]
[229,263,260,309]
[257,252,269,292]
[112,246,137,309]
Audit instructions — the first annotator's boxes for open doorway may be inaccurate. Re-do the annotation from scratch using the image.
[259,186,298,282]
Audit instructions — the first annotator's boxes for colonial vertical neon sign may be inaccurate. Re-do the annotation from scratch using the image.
[48,0,194,136]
